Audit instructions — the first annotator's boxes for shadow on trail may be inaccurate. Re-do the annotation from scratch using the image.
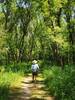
[22,80,44,84]
[8,76,45,100]
[29,97,45,100]
[8,75,54,100]
[8,85,44,100]
[8,87,30,100]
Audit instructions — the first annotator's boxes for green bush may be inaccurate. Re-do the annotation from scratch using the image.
[0,72,22,100]
[43,65,75,100]
[38,60,52,72]
[5,62,31,74]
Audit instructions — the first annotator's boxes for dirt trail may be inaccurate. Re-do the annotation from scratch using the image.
[9,74,54,100]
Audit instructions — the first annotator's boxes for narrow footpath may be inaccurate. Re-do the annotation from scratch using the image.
[9,74,54,100]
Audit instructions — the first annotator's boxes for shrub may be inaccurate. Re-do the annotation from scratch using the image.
[43,65,75,100]
[5,62,31,74]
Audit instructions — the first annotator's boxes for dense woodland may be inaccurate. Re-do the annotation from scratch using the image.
[0,0,75,66]
[0,0,75,100]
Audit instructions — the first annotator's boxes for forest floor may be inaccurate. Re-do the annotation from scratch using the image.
[8,74,54,100]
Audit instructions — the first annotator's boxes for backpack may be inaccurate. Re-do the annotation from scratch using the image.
[31,64,39,72]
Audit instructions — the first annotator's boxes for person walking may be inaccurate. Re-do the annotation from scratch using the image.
[31,60,39,82]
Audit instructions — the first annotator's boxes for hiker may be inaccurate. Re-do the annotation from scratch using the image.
[31,60,39,82]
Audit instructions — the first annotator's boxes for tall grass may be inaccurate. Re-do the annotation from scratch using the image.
[0,72,23,100]
[43,65,75,100]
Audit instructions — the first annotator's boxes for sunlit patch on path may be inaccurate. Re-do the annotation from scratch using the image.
[9,74,54,100]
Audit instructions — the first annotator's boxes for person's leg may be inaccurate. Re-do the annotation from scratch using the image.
[35,75,36,82]
[34,72,38,82]
[32,72,34,82]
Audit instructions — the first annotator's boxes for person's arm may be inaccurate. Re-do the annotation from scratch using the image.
[37,64,39,69]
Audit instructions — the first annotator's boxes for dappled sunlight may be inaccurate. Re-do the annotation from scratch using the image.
[0,0,75,99]
[9,87,30,100]
[8,74,54,100]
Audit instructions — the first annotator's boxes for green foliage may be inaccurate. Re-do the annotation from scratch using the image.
[0,0,75,99]
[43,65,75,100]
[0,0,75,64]
[0,72,22,100]
[5,62,31,74]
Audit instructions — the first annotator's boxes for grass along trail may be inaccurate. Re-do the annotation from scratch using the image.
[9,74,54,100]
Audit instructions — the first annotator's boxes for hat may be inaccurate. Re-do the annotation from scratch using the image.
[32,60,37,64]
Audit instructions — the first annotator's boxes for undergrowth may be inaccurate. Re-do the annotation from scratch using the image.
[43,65,75,100]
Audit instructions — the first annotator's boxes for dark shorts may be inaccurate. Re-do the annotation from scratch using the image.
[32,71,38,76]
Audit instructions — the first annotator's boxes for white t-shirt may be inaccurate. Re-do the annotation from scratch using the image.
[31,64,39,72]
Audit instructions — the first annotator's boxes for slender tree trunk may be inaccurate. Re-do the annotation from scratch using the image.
[57,8,62,27]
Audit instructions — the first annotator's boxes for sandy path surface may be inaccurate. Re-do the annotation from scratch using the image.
[9,74,54,100]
